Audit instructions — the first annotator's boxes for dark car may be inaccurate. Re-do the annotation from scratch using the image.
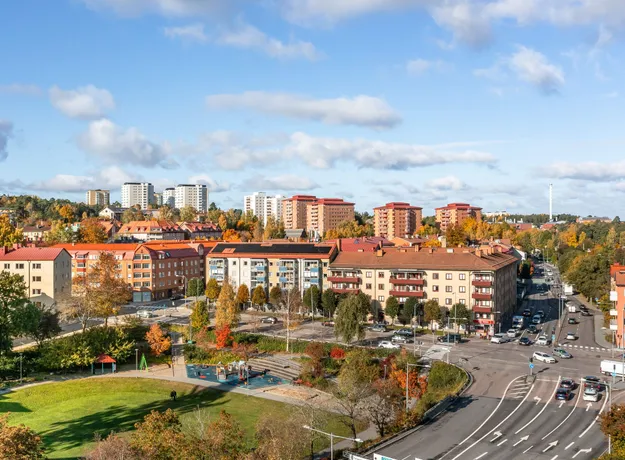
[438,334,461,344]
[395,328,414,338]
[579,305,589,311]
[522,309,532,317]
[555,388,571,401]
[519,337,532,346]
[261,316,278,324]
[560,378,575,390]
[581,310,592,317]
[171,294,183,301]
[528,324,539,334]
[568,317,578,324]
[584,376,603,391]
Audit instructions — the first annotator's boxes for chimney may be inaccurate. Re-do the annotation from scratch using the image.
[376,249,384,257]
[476,249,482,258]
[336,239,342,252]
[0,247,7,256]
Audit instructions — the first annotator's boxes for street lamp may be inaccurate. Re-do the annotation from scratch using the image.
[302,425,362,460]
[19,352,23,384]
[135,348,139,373]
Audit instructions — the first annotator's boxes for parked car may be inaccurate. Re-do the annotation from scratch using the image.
[522,309,532,317]
[536,335,551,346]
[370,324,387,333]
[579,304,588,311]
[261,316,278,324]
[566,332,577,340]
[583,387,600,402]
[378,340,400,349]
[555,388,571,401]
[560,378,575,389]
[533,351,556,363]
[321,321,335,327]
[553,348,572,359]
[568,317,578,325]
[519,337,532,346]
[392,335,411,344]
[581,310,592,317]
[491,333,510,344]
[136,310,155,319]
[507,329,520,338]
[395,328,413,337]
[438,333,461,344]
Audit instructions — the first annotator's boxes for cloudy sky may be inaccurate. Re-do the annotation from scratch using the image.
[1,0,624,216]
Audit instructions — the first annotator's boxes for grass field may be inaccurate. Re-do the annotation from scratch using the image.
[1,378,357,459]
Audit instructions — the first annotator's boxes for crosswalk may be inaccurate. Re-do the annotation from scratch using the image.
[558,343,611,352]
[507,378,533,400]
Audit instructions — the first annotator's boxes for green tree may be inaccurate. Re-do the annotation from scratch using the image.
[600,403,625,457]
[385,296,400,325]
[235,283,250,308]
[215,282,239,329]
[27,304,61,345]
[356,291,372,321]
[424,299,442,331]
[269,286,283,307]
[131,409,187,459]
[334,294,365,343]
[322,289,337,318]
[0,215,24,247]
[179,205,197,222]
[450,302,471,333]
[186,278,205,298]
[44,221,75,244]
[397,306,413,326]
[190,300,210,330]
[205,278,221,304]
[404,298,422,325]
[566,252,610,301]
[445,223,467,247]
[0,272,40,352]
[302,285,321,314]
[251,285,267,309]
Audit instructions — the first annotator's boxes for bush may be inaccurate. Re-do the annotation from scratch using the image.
[426,362,467,398]
[183,345,241,365]
[330,347,346,360]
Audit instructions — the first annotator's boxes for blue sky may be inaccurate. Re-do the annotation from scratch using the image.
[1,0,624,217]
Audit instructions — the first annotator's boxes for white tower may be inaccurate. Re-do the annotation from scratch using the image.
[549,183,553,222]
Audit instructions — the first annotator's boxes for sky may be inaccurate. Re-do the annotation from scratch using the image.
[1,0,625,217]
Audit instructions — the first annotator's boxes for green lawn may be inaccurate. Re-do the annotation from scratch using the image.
[1,378,357,459]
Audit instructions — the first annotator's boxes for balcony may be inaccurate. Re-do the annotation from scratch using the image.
[390,277,424,286]
[472,305,492,314]
[389,289,424,298]
[328,276,361,284]
[472,279,493,288]
[331,287,360,295]
[472,292,493,301]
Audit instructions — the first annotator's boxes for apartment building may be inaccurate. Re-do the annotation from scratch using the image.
[175,184,208,213]
[121,183,154,210]
[99,206,127,221]
[0,246,71,307]
[55,241,211,302]
[153,192,163,207]
[328,246,517,334]
[117,221,186,241]
[243,192,285,225]
[179,222,222,240]
[435,203,483,233]
[374,202,423,239]
[307,198,355,237]
[163,188,176,208]
[610,265,625,348]
[22,225,51,242]
[282,195,317,230]
[206,242,337,295]
[86,189,110,206]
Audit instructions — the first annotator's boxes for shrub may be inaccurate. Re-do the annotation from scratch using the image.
[427,362,466,397]
[330,347,346,360]
[183,345,241,365]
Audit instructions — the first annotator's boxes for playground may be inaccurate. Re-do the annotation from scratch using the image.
[186,361,289,389]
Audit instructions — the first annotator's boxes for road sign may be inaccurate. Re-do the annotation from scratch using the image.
[551,334,556,342]
[612,372,617,378]
[529,363,535,369]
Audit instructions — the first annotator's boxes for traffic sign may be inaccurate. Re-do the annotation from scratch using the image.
[529,363,535,369]
[551,334,556,342]
[612,372,617,378]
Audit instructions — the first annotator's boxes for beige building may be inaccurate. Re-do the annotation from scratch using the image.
[282,195,317,230]
[329,246,517,334]
[86,189,110,206]
[435,202,483,233]
[0,246,72,307]
[307,198,355,237]
[374,202,422,239]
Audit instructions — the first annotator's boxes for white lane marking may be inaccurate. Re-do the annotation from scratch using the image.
[558,401,565,408]
[579,386,610,438]
[441,375,527,459]
[534,396,542,405]
[490,431,503,443]
[541,384,583,440]
[565,442,574,450]
[474,453,488,460]
[586,402,593,412]
[515,376,561,434]
[451,382,535,460]
[513,435,529,446]
[497,439,507,446]
[572,448,592,458]
[550,456,558,460]
[543,440,558,452]
[523,445,533,454]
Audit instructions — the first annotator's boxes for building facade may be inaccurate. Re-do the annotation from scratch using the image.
[22,225,51,242]
[328,246,517,334]
[175,184,208,212]
[243,192,285,225]
[121,183,154,210]
[206,242,337,296]
[0,246,71,307]
[117,221,186,241]
[307,198,355,237]
[180,222,222,240]
[163,188,176,208]
[86,189,110,206]
[282,195,317,230]
[374,202,423,239]
[153,192,163,206]
[610,265,625,348]
[435,203,483,233]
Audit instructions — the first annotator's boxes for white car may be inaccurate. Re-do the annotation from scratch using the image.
[507,329,519,338]
[491,333,510,344]
[533,351,556,363]
[536,335,551,346]
[566,332,577,340]
[532,315,542,325]
[378,341,400,349]
[583,387,600,402]
[136,310,155,319]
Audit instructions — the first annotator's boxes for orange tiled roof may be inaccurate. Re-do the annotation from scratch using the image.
[0,247,67,261]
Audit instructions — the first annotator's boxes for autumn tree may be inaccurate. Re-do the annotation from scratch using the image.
[334,294,365,344]
[235,283,250,308]
[215,281,239,329]
[205,278,221,304]
[385,296,400,325]
[85,252,132,325]
[179,205,197,222]
[121,207,144,224]
[0,272,40,352]
[86,433,135,460]
[255,411,310,460]
[251,285,267,309]
[131,409,187,459]
[445,223,466,247]
[269,286,283,306]
[600,404,625,456]
[200,410,248,460]
[78,217,107,243]
[44,221,75,244]
[0,414,46,460]
[422,237,442,248]
[58,203,75,223]
[365,378,403,437]
[304,341,325,378]
[146,323,172,356]
[190,300,210,330]
[0,215,24,247]
[424,299,442,331]
[158,205,175,221]
[222,229,241,241]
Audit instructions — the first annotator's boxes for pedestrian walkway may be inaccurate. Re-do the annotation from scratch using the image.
[574,295,616,351]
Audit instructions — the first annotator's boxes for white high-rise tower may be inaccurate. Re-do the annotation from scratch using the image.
[549,183,553,222]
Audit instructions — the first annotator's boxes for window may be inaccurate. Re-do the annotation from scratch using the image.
[244,261,248,266]
[459,273,466,280]
[432,273,439,280]
[366,283,372,290]
[142,281,150,287]
[134,273,141,278]
[134,264,141,269]
[446,298,452,305]
[378,284,385,290]
[445,286,452,292]
[459,286,466,293]
[142,254,150,260]
[32,263,41,269]
[460,299,466,304]
[32,289,41,295]
[134,254,141,260]
[133,282,141,287]
[142,263,150,269]
[432,285,439,292]
[16,263,24,269]
[432,297,438,303]
[378,272,385,278]
[378,295,385,302]
[3,263,9,269]
[366,271,372,278]
[445,273,453,280]
[232,261,237,266]
[32,276,41,282]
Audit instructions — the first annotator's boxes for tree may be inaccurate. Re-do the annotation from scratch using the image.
[334,294,365,344]
[215,325,233,349]
[44,221,75,244]
[451,302,471,333]
[255,411,309,460]
[131,409,187,459]
[87,252,132,325]
[304,341,325,378]
[158,205,175,221]
[205,278,221,304]
[365,378,403,437]
[64,275,100,333]
[86,433,135,460]
[190,300,210,330]
[121,207,144,224]
[302,285,321,314]
[78,218,107,243]
[600,404,625,457]
[146,323,172,356]
[58,204,75,223]
[27,304,61,345]
[252,221,264,242]
[186,278,205,298]
[385,296,400,325]
[269,286,283,307]
[179,205,197,222]
[235,284,250,308]
[0,215,24,247]
[404,298,422,325]
[222,229,241,241]
[424,299,442,331]
[200,410,248,459]
[445,223,466,247]
[215,281,239,329]
[322,289,337,318]
[397,306,413,326]
[251,285,267,309]
[0,414,45,460]
[0,272,40,352]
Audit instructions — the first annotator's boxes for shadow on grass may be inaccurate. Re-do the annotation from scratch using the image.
[0,392,31,413]
[38,385,228,455]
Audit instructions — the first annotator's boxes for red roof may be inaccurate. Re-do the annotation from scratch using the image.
[0,247,67,261]
[374,202,423,210]
[95,354,116,364]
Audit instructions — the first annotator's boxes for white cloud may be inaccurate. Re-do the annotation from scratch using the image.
[77,118,178,169]
[406,58,449,76]
[29,166,142,193]
[541,161,625,181]
[81,0,228,17]
[508,46,565,93]
[425,175,467,191]
[0,84,42,95]
[431,1,492,47]
[163,23,207,42]
[187,174,231,192]
[243,174,319,191]
[0,120,14,162]
[216,22,321,60]
[49,85,116,119]
[206,92,401,129]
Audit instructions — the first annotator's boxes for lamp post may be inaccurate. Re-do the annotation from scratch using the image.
[495,310,502,334]
[19,352,23,384]
[135,348,139,372]
[302,425,362,460]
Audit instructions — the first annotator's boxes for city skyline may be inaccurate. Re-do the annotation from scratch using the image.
[1,1,625,216]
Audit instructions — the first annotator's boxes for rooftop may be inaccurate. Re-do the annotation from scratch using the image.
[209,242,335,257]
[0,246,67,261]
[374,202,423,210]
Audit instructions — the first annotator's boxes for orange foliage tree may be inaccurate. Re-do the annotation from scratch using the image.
[79,218,107,243]
[222,229,241,242]
[145,324,172,356]
[215,325,233,349]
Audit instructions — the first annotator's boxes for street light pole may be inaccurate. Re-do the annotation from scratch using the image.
[302,425,362,460]
[135,348,139,371]
[19,352,23,384]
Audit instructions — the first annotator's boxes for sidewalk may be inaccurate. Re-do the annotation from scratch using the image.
[574,295,616,350]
